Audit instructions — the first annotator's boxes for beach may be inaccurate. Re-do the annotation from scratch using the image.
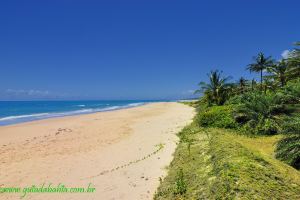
[0,102,195,200]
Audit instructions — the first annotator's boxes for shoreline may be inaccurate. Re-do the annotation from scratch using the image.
[0,102,151,128]
[0,101,166,127]
[0,102,195,200]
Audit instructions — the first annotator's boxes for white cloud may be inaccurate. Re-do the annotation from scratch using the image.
[281,50,290,59]
[6,89,51,97]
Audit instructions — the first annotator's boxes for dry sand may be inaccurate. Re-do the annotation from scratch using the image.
[0,102,195,200]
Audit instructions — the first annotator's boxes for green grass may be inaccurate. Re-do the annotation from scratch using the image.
[154,121,212,200]
[154,121,300,199]
[180,100,200,108]
[209,130,300,199]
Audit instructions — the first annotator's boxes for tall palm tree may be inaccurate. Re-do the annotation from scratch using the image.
[247,52,274,91]
[288,42,300,60]
[293,41,300,57]
[267,60,288,87]
[195,70,231,105]
[287,42,300,79]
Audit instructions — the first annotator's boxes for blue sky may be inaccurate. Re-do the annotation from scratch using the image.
[0,0,299,100]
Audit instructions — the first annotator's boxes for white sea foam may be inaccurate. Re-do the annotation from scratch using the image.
[0,113,49,121]
[0,102,147,125]
[127,102,145,107]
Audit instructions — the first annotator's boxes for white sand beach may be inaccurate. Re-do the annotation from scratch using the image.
[0,102,195,200]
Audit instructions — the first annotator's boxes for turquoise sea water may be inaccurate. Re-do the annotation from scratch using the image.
[0,100,163,126]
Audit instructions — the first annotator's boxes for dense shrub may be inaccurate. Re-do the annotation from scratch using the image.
[197,105,238,128]
[276,135,300,169]
[241,118,281,135]
[276,117,300,169]
[280,116,300,134]
[281,78,300,104]
[225,94,244,105]
[233,92,287,135]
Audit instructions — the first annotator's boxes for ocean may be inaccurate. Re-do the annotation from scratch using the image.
[0,100,163,126]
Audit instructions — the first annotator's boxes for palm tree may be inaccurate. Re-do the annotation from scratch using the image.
[238,77,247,94]
[195,70,231,105]
[292,41,300,57]
[267,60,288,87]
[287,42,300,79]
[247,52,274,91]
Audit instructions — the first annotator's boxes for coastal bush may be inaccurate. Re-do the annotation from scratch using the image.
[276,135,300,169]
[233,92,287,135]
[276,117,300,169]
[197,105,238,129]
[281,78,300,104]
[225,94,244,105]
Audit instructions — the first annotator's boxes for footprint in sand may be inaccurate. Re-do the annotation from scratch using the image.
[55,128,73,135]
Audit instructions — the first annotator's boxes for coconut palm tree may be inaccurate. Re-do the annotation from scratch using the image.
[247,52,274,91]
[292,41,300,57]
[287,42,300,79]
[267,60,288,87]
[195,70,231,105]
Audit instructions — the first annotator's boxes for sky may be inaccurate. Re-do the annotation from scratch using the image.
[0,0,299,100]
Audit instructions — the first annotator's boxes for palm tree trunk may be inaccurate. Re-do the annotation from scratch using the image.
[280,75,285,87]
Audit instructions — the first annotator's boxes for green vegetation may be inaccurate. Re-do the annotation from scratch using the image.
[275,115,300,169]
[246,52,274,91]
[197,105,237,129]
[155,41,300,199]
[154,120,300,199]
[193,41,300,168]
[276,135,300,169]
[194,70,232,106]
[180,101,199,108]
[232,92,287,135]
